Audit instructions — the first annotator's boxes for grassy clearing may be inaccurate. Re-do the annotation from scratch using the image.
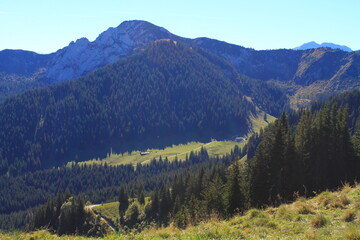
[93,202,120,224]
[69,110,273,167]
[71,140,247,167]
[7,183,359,240]
[248,111,276,135]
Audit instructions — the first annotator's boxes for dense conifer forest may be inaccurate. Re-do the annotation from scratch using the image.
[0,41,261,176]
[1,90,358,236]
[0,34,359,237]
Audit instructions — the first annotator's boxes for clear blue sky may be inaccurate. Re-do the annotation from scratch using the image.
[1,0,359,53]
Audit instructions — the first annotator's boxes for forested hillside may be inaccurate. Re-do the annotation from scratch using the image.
[2,91,357,236]
[0,40,257,175]
[1,21,359,108]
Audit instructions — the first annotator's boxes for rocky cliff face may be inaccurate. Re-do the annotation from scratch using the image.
[45,20,185,82]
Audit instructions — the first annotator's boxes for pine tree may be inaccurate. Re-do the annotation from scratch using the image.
[225,162,243,215]
[202,174,225,217]
[249,128,272,207]
[138,190,145,205]
[294,110,314,194]
[118,185,129,214]
[151,188,159,221]
[353,122,360,157]
[159,186,172,224]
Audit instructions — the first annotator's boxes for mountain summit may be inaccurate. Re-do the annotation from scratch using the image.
[294,41,352,52]
[45,20,185,82]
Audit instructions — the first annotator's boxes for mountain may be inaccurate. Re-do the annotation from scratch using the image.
[45,20,188,83]
[294,41,353,52]
[0,40,258,175]
[0,50,52,101]
[0,20,359,109]
[0,21,187,100]
[0,49,50,76]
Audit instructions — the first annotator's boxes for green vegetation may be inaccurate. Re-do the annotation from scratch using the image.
[76,140,246,166]
[1,184,359,239]
[74,110,270,167]
[0,40,257,176]
[248,110,276,135]
[93,202,120,224]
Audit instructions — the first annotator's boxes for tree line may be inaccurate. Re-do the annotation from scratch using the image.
[115,103,360,231]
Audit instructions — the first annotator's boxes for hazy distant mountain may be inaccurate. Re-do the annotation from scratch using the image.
[294,41,352,52]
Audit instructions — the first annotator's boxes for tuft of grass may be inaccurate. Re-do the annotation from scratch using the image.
[293,200,314,214]
[329,194,350,209]
[345,224,360,240]
[276,205,294,220]
[311,214,329,228]
[342,209,357,222]
[246,209,266,219]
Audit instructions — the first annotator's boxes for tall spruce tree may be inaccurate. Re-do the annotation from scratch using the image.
[294,110,314,194]
[118,185,129,214]
[225,162,243,215]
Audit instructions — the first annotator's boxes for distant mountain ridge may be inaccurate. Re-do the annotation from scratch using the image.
[294,41,353,52]
[0,20,359,109]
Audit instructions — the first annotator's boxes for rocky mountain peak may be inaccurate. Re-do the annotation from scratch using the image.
[45,20,178,82]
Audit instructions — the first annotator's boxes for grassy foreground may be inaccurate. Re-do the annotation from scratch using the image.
[2,184,359,240]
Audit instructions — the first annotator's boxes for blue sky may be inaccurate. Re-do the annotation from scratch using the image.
[1,0,359,53]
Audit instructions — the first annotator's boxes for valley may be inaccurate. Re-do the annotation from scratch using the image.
[0,13,359,240]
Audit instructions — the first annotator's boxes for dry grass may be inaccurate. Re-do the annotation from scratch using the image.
[2,184,360,240]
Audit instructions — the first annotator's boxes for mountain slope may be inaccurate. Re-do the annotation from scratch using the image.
[2,184,359,239]
[1,20,359,109]
[0,40,256,175]
[0,49,50,76]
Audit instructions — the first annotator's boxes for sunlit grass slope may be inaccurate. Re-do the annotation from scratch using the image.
[4,184,359,240]
[69,110,273,167]
[71,140,246,167]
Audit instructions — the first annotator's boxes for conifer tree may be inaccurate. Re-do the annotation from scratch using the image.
[353,122,360,157]
[225,161,243,215]
[202,174,225,217]
[118,185,129,214]
[294,110,314,193]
